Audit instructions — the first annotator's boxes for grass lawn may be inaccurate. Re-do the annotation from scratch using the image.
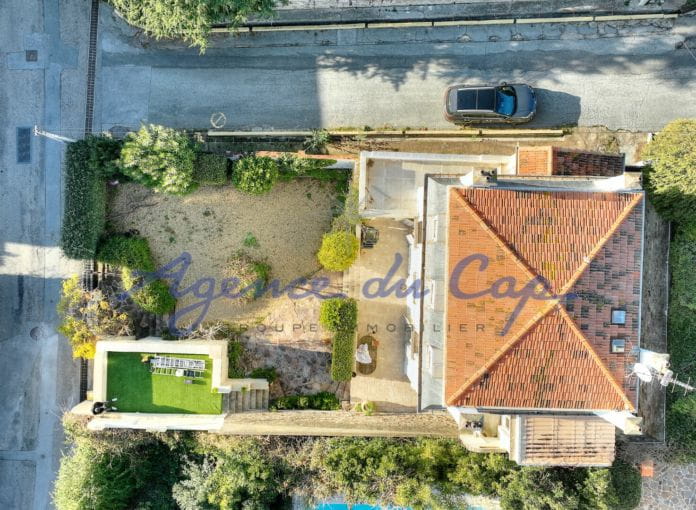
[106,352,222,414]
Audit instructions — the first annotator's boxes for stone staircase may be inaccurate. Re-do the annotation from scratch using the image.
[224,387,270,413]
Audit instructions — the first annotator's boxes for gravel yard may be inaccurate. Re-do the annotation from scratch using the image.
[108,180,340,326]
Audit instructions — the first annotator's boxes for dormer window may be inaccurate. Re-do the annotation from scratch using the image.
[611,308,626,325]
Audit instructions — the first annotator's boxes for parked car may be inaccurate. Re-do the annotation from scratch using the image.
[444,83,537,124]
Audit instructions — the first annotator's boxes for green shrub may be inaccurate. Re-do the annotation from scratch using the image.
[228,341,245,378]
[276,153,336,177]
[225,252,271,301]
[319,298,357,332]
[118,124,198,195]
[97,235,175,315]
[317,231,359,271]
[331,186,361,232]
[107,0,280,52]
[194,153,228,185]
[231,155,279,194]
[122,269,176,315]
[642,119,696,223]
[243,232,259,248]
[249,366,278,383]
[96,235,155,271]
[353,401,376,416]
[269,391,340,411]
[609,460,641,510]
[304,129,330,154]
[331,329,355,381]
[60,136,122,259]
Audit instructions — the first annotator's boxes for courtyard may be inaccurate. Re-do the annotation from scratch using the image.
[347,218,418,412]
[108,179,340,326]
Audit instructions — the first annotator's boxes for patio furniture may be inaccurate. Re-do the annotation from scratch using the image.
[356,335,378,375]
[361,225,379,248]
[150,355,205,371]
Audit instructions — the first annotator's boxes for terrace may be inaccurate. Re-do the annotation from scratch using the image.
[106,352,221,414]
[82,337,268,431]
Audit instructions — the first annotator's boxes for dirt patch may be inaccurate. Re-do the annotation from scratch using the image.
[108,180,340,326]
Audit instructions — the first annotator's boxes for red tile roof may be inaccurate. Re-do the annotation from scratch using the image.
[445,188,643,411]
[552,148,625,177]
[516,147,625,177]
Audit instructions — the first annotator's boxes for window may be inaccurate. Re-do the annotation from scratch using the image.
[610,338,626,354]
[611,308,626,325]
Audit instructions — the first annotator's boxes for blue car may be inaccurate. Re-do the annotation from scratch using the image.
[444,82,537,124]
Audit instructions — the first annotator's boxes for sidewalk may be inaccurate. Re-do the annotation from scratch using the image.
[247,0,684,26]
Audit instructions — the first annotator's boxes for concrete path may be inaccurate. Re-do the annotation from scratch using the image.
[98,9,696,132]
[0,0,85,508]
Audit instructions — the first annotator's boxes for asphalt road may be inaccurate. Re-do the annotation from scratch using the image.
[0,0,84,508]
[98,11,696,132]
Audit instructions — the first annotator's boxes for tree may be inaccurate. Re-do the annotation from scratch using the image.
[499,468,580,510]
[53,441,137,510]
[118,124,198,195]
[231,155,279,195]
[317,231,359,271]
[449,452,516,496]
[172,459,216,510]
[108,0,280,51]
[642,119,696,223]
[56,276,132,359]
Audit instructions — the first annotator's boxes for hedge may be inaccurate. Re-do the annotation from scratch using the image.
[319,298,357,333]
[269,391,340,411]
[96,235,175,315]
[194,153,228,185]
[609,460,642,510]
[331,329,355,382]
[60,136,121,259]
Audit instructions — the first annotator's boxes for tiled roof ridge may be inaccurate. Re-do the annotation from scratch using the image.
[451,189,542,287]
[556,193,644,298]
[556,306,635,411]
[446,189,643,409]
[445,302,559,406]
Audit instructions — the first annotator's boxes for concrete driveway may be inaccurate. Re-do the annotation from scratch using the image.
[97,8,696,132]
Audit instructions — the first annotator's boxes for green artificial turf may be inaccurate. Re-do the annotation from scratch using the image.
[106,352,222,414]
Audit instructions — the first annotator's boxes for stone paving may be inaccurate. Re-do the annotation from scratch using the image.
[620,442,696,509]
[236,284,351,401]
[637,461,696,509]
[241,338,338,398]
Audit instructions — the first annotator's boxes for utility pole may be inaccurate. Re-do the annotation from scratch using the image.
[33,125,76,143]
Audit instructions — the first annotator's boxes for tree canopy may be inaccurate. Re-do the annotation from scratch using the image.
[642,118,696,224]
[108,0,281,51]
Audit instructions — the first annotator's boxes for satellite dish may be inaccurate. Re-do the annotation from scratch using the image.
[633,363,653,383]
